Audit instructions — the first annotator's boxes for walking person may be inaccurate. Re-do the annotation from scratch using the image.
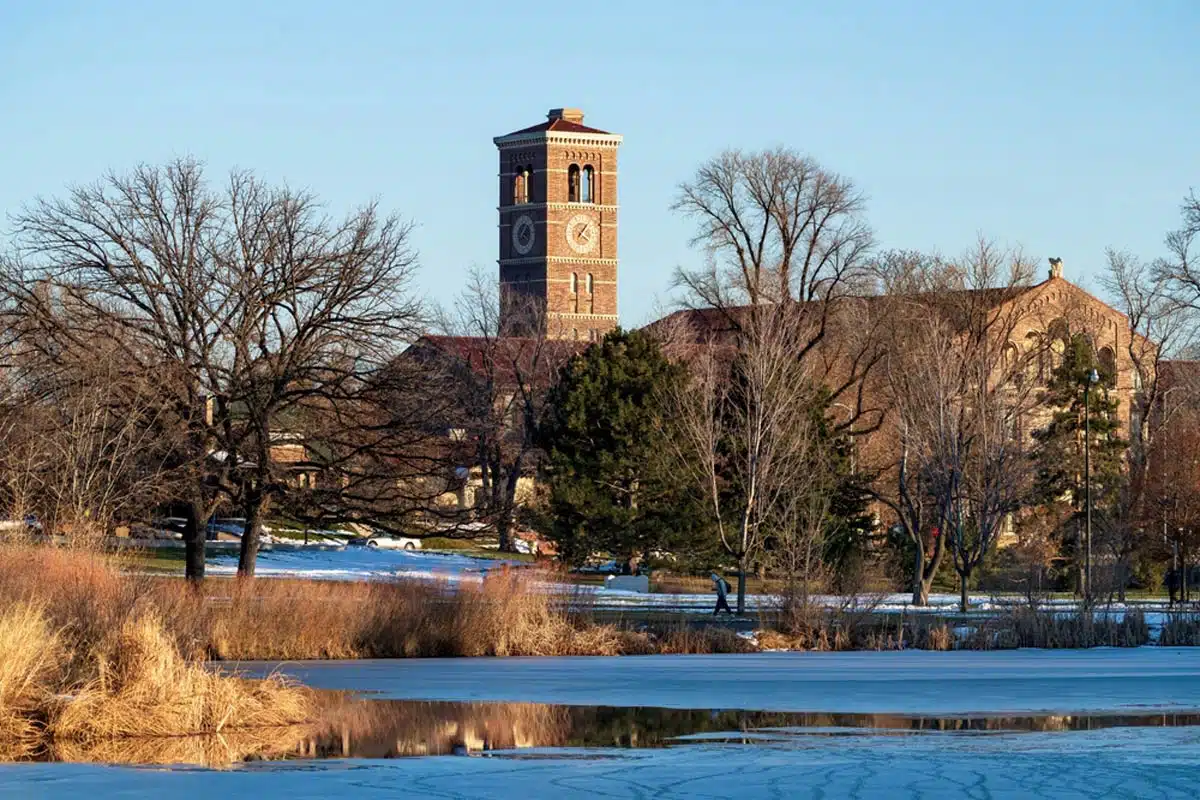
[711,572,733,615]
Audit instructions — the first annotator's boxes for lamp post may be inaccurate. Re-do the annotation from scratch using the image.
[1083,367,1099,606]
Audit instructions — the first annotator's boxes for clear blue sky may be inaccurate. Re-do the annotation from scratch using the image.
[3,1,1197,324]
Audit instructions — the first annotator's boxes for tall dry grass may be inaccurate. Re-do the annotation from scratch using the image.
[0,546,654,662]
[1158,612,1200,646]
[0,545,1181,682]
[0,605,60,751]
[53,612,311,742]
[0,546,315,758]
[0,600,311,760]
[968,607,1150,649]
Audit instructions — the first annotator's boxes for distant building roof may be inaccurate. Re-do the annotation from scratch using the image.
[645,284,1039,344]
[407,335,585,386]
[502,118,612,136]
[496,108,615,141]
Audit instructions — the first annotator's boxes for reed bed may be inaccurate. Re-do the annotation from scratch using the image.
[0,600,312,760]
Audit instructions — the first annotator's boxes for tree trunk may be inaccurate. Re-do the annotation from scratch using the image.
[959,568,969,613]
[497,459,523,553]
[912,546,929,605]
[495,509,513,554]
[183,499,205,582]
[736,557,747,615]
[237,485,266,578]
[1184,541,1190,604]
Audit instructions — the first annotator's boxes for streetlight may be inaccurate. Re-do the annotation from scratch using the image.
[1083,367,1099,606]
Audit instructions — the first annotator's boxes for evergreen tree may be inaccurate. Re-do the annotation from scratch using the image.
[537,330,707,571]
[1031,332,1126,588]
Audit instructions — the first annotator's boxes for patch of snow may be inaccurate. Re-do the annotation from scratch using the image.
[206,548,518,583]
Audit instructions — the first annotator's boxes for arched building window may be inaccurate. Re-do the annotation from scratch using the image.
[568,164,580,202]
[585,273,593,294]
[1047,319,1070,376]
[1003,341,1021,386]
[1098,346,1117,386]
[570,272,578,293]
[581,165,594,203]
[1024,332,1043,384]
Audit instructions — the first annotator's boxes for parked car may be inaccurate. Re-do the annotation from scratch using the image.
[203,518,278,544]
[130,523,182,540]
[140,517,187,540]
[0,515,42,535]
[574,558,620,575]
[348,531,422,551]
[206,518,247,538]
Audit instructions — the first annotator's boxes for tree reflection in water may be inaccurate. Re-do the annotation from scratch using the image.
[10,700,1200,768]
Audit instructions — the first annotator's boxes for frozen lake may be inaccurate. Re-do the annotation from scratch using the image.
[4,649,1200,797]
[245,648,1200,715]
[8,725,1200,799]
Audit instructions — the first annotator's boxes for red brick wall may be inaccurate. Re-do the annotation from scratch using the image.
[497,127,620,341]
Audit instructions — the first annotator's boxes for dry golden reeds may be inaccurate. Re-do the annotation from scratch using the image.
[967,607,1150,649]
[0,575,315,759]
[53,612,312,742]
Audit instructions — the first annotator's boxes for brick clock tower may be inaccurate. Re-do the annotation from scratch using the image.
[494,108,621,341]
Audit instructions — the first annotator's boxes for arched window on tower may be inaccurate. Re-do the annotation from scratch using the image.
[513,170,527,205]
[524,165,534,202]
[570,272,578,294]
[581,165,594,203]
[585,273,593,294]
[568,164,580,202]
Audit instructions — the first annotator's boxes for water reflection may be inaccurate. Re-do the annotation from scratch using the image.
[15,701,1200,768]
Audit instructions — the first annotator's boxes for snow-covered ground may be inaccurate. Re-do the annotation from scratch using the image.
[239,649,1200,715]
[206,547,518,582]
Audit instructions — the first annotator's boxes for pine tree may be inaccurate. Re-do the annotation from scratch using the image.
[537,330,708,571]
[1031,332,1126,589]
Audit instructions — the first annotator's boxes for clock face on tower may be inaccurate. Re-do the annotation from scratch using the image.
[511,214,536,256]
[565,213,598,255]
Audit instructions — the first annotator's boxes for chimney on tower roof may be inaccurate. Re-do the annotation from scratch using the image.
[548,108,585,124]
[1048,257,1064,280]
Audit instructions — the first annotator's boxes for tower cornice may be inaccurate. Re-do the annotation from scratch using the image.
[495,131,624,149]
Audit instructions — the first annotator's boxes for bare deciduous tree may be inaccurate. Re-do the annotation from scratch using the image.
[672,148,886,435]
[211,173,423,576]
[877,242,1038,609]
[1101,248,1198,600]
[2,159,425,577]
[668,303,827,614]
[432,268,568,552]
[2,161,229,578]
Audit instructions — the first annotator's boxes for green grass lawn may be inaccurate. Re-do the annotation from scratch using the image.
[115,547,188,574]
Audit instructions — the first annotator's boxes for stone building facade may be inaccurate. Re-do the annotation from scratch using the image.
[652,263,1155,544]
[495,109,622,342]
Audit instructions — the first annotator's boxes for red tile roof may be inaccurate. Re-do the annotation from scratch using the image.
[501,118,612,137]
[408,335,585,386]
